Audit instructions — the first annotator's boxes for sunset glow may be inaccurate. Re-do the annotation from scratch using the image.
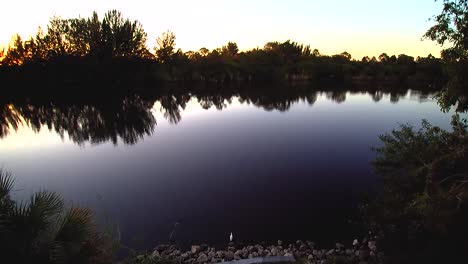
[1,0,443,58]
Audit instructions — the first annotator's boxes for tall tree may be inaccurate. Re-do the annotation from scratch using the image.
[424,0,468,61]
[222,42,239,57]
[155,30,176,63]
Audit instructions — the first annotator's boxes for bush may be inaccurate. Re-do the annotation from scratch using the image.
[0,169,118,264]
[367,115,468,263]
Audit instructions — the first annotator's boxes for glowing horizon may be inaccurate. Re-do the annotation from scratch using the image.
[1,0,444,59]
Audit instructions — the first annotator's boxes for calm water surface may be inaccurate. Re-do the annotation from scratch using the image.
[0,89,457,249]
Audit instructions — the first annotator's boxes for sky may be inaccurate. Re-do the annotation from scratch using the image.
[0,0,445,59]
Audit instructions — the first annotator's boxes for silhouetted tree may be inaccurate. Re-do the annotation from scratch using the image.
[378,53,389,63]
[155,30,176,63]
[222,42,239,57]
[424,0,468,61]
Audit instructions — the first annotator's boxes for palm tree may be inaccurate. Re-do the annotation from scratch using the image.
[0,169,117,264]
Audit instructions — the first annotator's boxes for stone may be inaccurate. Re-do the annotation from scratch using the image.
[150,250,160,258]
[197,253,208,263]
[326,249,335,256]
[308,254,314,260]
[192,245,201,254]
[367,241,377,251]
[336,243,345,249]
[353,239,359,246]
[277,240,283,246]
[345,249,353,255]
[155,245,169,252]
[284,253,293,257]
[228,246,235,252]
[271,247,278,256]
[299,244,308,251]
[306,241,316,248]
[225,251,234,261]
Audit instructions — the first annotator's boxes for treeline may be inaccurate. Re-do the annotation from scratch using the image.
[0,10,446,93]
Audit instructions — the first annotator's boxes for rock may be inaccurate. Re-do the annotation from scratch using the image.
[228,246,235,252]
[345,249,353,255]
[150,250,160,258]
[225,251,234,261]
[326,249,335,256]
[284,253,293,257]
[197,253,208,263]
[271,247,278,256]
[308,254,314,260]
[192,245,201,254]
[208,251,216,258]
[181,253,190,260]
[242,250,249,259]
[215,251,224,258]
[336,243,345,249]
[155,245,169,252]
[277,240,283,246]
[353,239,359,246]
[252,252,259,258]
[306,241,316,248]
[299,244,308,251]
[367,241,377,251]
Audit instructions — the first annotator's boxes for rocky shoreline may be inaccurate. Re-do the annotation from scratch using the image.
[135,236,383,264]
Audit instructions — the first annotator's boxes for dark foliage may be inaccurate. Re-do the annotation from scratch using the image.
[0,170,118,264]
[367,115,468,263]
[0,10,446,96]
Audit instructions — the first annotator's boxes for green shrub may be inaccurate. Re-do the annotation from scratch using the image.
[0,169,118,264]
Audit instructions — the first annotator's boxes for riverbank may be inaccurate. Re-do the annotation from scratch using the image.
[127,236,383,264]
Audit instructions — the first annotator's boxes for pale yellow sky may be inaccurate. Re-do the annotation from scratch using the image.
[0,0,443,59]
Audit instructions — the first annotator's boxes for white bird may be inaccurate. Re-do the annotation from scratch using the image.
[230,232,233,242]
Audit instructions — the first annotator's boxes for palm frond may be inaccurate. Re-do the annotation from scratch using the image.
[0,169,14,200]
[29,191,64,220]
[56,207,94,244]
